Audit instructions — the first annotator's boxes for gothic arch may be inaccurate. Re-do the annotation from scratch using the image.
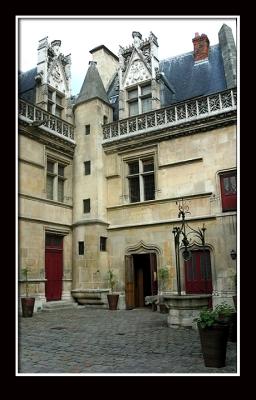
[125,240,162,255]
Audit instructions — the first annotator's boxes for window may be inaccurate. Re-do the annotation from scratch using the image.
[84,161,91,175]
[100,237,107,251]
[127,83,152,116]
[46,159,66,202]
[127,157,155,203]
[55,106,62,118]
[220,171,237,212]
[83,199,90,213]
[78,241,84,255]
[56,94,62,105]
[47,88,64,118]
[103,116,108,124]
[85,125,90,135]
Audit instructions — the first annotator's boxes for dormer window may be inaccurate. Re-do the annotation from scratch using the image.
[47,87,64,119]
[127,83,152,116]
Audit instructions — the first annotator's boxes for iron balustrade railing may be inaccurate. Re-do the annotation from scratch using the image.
[18,99,75,141]
[102,88,237,142]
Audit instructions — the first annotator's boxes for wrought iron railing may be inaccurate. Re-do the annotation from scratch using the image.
[18,99,74,141]
[102,88,237,142]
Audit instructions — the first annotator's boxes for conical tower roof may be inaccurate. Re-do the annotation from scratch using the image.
[75,61,110,107]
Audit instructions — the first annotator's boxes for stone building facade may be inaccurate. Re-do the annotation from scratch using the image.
[18,24,237,312]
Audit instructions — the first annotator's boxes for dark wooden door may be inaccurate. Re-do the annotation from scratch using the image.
[45,235,63,301]
[125,255,135,309]
[135,267,144,307]
[150,253,158,295]
[185,250,212,294]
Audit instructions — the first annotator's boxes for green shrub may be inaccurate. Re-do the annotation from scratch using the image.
[215,302,235,316]
[158,266,169,291]
[107,269,117,293]
[195,308,219,328]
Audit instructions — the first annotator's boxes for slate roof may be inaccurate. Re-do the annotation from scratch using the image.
[75,62,110,107]
[18,68,37,103]
[19,68,37,93]
[159,44,227,106]
[106,44,227,120]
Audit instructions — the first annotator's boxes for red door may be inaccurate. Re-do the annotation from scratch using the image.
[185,250,212,294]
[45,235,63,301]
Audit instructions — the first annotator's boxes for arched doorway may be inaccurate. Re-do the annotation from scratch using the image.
[125,241,161,309]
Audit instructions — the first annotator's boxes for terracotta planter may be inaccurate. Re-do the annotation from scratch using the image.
[198,323,229,368]
[21,297,35,317]
[107,294,119,310]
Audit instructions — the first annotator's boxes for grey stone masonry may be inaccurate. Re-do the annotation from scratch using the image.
[218,24,237,89]
[18,308,238,374]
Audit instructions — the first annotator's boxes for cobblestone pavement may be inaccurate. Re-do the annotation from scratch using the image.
[18,308,237,375]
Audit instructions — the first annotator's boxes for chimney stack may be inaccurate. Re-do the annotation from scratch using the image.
[192,33,210,62]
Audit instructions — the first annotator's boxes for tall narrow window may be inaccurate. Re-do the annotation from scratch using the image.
[220,171,237,212]
[57,165,65,202]
[127,157,155,203]
[100,237,107,251]
[103,115,108,124]
[84,161,91,175]
[46,161,55,200]
[83,199,90,213]
[85,125,90,135]
[78,241,84,255]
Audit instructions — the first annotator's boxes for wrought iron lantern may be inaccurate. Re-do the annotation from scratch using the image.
[172,199,207,295]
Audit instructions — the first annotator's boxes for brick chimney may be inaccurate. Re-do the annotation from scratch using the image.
[192,32,210,62]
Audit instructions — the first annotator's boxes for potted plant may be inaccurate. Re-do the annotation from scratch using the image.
[158,266,169,313]
[195,308,229,368]
[21,267,35,317]
[106,269,119,310]
[215,302,237,342]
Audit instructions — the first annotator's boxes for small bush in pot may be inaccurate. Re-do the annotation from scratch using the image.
[195,308,229,368]
[215,302,237,342]
[106,269,119,310]
[21,267,35,317]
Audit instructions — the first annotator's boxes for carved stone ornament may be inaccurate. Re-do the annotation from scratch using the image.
[51,64,62,83]
[125,60,150,86]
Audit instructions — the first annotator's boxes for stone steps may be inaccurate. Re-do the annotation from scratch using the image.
[42,300,83,311]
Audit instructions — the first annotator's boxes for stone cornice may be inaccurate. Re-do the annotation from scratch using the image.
[72,219,109,227]
[19,157,45,169]
[19,215,72,228]
[19,122,75,157]
[159,157,203,168]
[107,192,212,210]
[19,193,73,208]
[107,214,217,231]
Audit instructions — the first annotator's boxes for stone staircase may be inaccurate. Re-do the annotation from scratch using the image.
[42,300,84,312]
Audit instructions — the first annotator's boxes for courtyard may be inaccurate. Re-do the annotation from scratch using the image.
[18,307,237,375]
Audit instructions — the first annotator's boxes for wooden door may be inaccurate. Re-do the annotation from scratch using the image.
[125,255,135,309]
[150,253,158,295]
[185,250,212,294]
[45,235,63,301]
[135,267,144,307]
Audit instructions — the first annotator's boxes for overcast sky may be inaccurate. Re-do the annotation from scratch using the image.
[18,16,238,96]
